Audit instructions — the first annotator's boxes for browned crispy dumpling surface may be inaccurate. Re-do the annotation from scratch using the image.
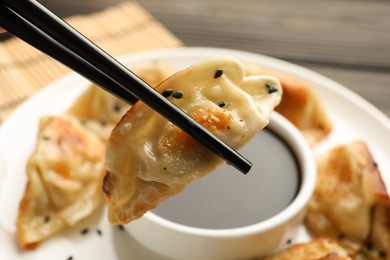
[103,57,283,224]
[16,115,106,249]
[16,62,175,249]
[246,65,332,146]
[305,140,390,259]
[262,238,352,260]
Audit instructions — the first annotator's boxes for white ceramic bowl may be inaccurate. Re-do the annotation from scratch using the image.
[124,112,316,260]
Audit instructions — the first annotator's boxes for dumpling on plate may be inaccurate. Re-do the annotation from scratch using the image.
[360,201,390,260]
[305,140,390,258]
[246,64,332,146]
[67,62,175,140]
[103,57,283,224]
[66,85,129,140]
[261,238,352,260]
[130,61,176,88]
[16,115,106,249]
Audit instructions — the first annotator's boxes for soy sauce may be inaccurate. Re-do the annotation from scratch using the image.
[151,128,300,229]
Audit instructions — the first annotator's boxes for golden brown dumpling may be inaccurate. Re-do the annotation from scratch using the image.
[131,61,176,88]
[262,238,352,260]
[16,115,106,249]
[305,140,390,258]
[359,202,390,260]
[103,57,283,224]
[246,65,332,146]
[66,85,130,140]
[67,62,174,140]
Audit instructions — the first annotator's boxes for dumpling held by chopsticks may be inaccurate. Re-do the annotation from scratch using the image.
[103,57,283,224]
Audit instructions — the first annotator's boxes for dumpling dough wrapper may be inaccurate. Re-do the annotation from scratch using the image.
[103,57,283,224]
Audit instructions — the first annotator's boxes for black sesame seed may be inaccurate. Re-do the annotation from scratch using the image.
[43,215,50,223]
[266,83,278,94]
[162,89,174,97]
[80,228,89,235]
[216,101,226,108]
[118,225,125,231]
[227,126,230,129]
[365,242,374,251]
[172,91,183,99]
[286,239,292,245]
[338,233,345,240]
[97,229,102,236]
[42,135,51,141]
[164,167,167,170]
[67,256,73,260]
[214,69,223,78]
[379,251,387,259]
[100,120,107,126]
[113,103,122,113]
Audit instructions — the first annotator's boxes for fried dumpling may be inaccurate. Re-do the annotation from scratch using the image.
[103,57,283,224]
[17,115,106,249]
[67,62,174,140]
[262,238,352,260]
[305,140,390,258]
[359,202,390,260]
[66,85,130,140]
[246,65,332,146]
[130,61,176,88]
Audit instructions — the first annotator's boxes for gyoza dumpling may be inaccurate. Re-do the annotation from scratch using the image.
[17,115,106,249]
[305,140,390,258]
[67,85,128,140]
[130,61,176,88]
[67,62,175,140]
[261,238,352,260]
[246,64,332,146]
[103,57,283,224]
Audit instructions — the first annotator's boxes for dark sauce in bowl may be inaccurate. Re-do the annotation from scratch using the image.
[151,127,300,229]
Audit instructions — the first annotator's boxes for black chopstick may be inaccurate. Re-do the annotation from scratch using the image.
[0,0,252,174]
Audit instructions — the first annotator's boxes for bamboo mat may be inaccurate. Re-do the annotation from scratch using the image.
[0,1,183,122]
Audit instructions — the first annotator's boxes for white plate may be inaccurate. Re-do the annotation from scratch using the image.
[1,47,389,259]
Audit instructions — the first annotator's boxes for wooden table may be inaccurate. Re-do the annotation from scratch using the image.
[8,0,390,117]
